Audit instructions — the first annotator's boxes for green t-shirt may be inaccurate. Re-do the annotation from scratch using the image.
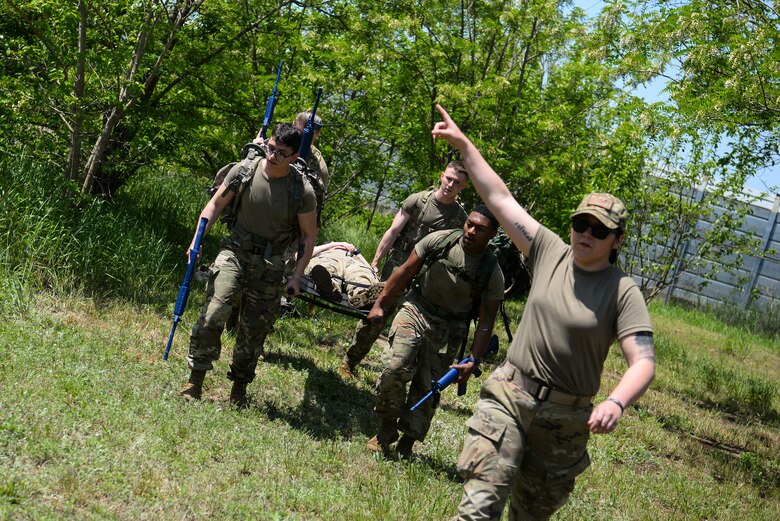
[507,226,652,396]
[395,189,468,255]
[224,159,316,243]
[413,230,504,318]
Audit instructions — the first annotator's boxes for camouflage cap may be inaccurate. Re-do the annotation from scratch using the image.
[572,193,627,230]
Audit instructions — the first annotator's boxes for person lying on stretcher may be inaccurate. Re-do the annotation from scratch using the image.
[303,242,385,309]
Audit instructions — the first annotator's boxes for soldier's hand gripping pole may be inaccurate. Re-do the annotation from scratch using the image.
[259,61,283,141]
[164,217,209,360]
[298,87,324,161]
[409,357,482,411]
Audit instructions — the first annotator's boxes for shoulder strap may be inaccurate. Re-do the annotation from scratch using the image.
[287,166,305,221]
[412,229,463,290]
[396,188,437,250]
[411,188,436,223]
[220,145,265,229]
[472,249,498,303]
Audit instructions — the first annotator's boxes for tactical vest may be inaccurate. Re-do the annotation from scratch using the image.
[392,188,466,259]
[410,229,498,321]
[213,143,308,242]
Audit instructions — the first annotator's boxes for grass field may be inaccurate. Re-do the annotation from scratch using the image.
[1,158,778,519]
[0,290,777,520]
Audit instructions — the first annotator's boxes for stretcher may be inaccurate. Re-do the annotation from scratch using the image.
[294,274,373,321]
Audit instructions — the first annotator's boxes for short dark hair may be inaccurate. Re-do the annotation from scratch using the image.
[446,160,468,179]
[272,123,303,152]
[472,204,499,230]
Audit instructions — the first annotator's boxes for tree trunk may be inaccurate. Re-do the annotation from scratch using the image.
[81,106,125,194]
[367,141,396,230]
[67,0,87,182]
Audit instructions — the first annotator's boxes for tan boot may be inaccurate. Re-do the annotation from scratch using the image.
[367,420,399,453]
[311,265,341,302]
[339,359,355,379]
[179,369,207,402]
[229,380,249,410]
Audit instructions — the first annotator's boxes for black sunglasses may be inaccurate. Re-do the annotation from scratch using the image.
[571,216,619,240]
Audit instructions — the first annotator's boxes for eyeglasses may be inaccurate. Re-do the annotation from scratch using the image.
[571,216,619,240]
[267,144,293,159]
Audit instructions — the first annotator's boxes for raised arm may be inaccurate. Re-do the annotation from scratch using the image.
[371,209,411,271]
[431,104,540,257]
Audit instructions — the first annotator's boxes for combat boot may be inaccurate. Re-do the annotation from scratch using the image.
[348,282,385,309]
[311,265,341,302]
[229,380,249,410]
[179,369,207,402]
[367,419,399,454]
[339,358,355,379]
[396,434,416,459]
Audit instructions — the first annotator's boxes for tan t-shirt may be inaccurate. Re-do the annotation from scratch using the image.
[507,226,652,396]
[224,159,316,243]
[413,230,504,317]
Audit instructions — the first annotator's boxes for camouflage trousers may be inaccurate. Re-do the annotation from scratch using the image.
[454,362,593,520]
[305,250,379,300]
[187,247,286,383]
[374,300,468,442]
[344,304,395,366]
[343,254,404,366]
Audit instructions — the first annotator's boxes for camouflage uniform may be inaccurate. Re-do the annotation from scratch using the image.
[375,300,469,441]
[344,189,467,368]
[455,223,652,520]
[307,144,329,192]
[188,242,287,382]
[375,230,504,443]
[187,158,316,384]
[305,247,379,302]
[454,363,592,520]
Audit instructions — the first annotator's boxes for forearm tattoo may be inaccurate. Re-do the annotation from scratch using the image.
[513,221,534,243]
[634,332,656,362]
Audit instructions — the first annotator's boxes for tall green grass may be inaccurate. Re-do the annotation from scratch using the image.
[0,156,206,313]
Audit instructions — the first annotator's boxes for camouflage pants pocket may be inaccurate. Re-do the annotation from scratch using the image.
[457,407,518,484]
[202,254,242,328]
[456,404,521,521]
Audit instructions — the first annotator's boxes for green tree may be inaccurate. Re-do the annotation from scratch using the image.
[0,0,300,196]
[584,0,772,302]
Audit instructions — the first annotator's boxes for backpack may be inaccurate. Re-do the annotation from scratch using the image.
[292,154,325,227]
[488,228,532,299]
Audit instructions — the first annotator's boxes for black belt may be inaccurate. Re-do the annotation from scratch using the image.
[225,236,287,258]
[248,240,287,257]
[504,362,593,408]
